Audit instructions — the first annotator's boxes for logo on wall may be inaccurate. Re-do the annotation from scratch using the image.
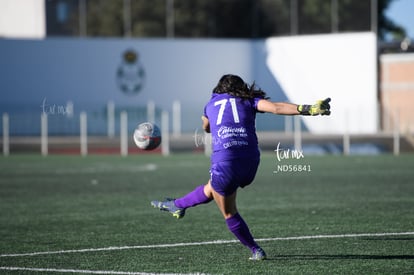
[116,49,146,95]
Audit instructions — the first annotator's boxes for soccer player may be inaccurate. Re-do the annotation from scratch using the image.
[151,74,331,260]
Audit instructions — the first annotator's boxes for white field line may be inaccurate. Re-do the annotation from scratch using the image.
[1,231,413,258]
[0,267,207,275]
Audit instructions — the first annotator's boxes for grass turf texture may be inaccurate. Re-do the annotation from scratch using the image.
[0,153,413,274]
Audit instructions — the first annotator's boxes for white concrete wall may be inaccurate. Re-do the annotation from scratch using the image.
[266,33,378,134]
[0,0,45,39]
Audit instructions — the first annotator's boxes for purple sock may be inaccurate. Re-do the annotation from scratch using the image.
[226,213,259,252]
[174,185,212,209]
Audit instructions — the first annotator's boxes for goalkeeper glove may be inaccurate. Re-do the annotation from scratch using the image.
[298,98,331,116]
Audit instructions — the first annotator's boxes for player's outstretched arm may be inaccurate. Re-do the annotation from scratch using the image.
[257,100,299,115]
[257,98,331,116]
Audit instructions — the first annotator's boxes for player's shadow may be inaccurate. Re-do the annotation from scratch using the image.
[265,236,414,261]
[360,237,414,241]
[266,254,414,261]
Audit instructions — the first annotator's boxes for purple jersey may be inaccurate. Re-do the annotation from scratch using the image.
[204,93,261,163]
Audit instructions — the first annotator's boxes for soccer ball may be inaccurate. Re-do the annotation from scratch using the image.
[133,122,162,150]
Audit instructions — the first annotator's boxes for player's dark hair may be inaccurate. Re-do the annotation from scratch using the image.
[213,74,269,100]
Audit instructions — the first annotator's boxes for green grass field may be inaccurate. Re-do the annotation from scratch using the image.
[0,153,413,274]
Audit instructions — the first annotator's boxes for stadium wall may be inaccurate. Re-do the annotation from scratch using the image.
[0,33,377,135]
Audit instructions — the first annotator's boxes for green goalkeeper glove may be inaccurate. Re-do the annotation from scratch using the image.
[298,98,331,116]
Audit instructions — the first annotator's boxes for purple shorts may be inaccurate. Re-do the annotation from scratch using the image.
[210,157,260,196]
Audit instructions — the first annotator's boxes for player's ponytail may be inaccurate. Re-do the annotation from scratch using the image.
[248,81,269,100]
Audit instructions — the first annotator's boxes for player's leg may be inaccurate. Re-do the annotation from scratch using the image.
[151,183,213,219]
[207,181,266,260]
[204,180,236,218]
[174,184,213,209]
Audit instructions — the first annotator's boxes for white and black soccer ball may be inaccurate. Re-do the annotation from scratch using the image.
[133,122,161,150]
